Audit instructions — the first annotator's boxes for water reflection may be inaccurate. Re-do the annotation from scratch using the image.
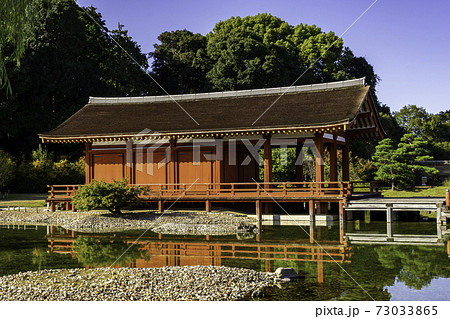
[0,221,448,300]
[43,221,450,301]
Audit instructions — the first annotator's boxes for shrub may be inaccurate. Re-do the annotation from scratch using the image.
[72,179,142,214]
[51,157,85,185]
[0,150,16,190]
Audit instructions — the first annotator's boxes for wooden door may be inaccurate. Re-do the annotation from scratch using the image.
[177,150,213,184]
[92,152,124,182]
[134,150,167,184]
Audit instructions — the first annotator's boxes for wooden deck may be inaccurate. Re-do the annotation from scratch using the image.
[46,181,380,213]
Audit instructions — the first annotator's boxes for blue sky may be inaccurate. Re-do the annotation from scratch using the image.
[76,0,450,114]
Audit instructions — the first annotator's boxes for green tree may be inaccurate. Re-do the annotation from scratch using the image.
[150,29,210,94]
[394,105,430,137]
[395,133,439,182]
[0,150,16,190]
[72,179,142,214]
[0,0,38,93]
[372,138,402,190]
[151,13,379,94]
[372,134,439,190]
[0,0,152,156]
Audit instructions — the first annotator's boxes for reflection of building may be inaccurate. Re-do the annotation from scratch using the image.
[46,226,350,285]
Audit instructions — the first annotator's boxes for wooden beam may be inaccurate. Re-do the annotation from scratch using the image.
[263,135,272,214]
[126,139,134,183]
[329,138,337,182]
[295,141,304,182]
[339,201,345,222]
[84,142,92,184]
[314,133,324,183]
[309,200,315,222]
[256,200,262,220]
[168,138,177,184]
[263,135,272,186]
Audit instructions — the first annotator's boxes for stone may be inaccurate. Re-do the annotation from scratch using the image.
[274,268,300,281]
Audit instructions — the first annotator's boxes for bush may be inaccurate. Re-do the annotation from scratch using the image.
[51,157,85,185]
[72,179,142,214]
[13,145,85,193]
[0,150,16,190]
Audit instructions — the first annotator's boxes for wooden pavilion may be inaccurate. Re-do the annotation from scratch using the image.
[40,78,385,219]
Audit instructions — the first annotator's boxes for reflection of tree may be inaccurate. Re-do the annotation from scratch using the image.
[32,247,47,271]
[375,245,450,290]
[72,237,150,267]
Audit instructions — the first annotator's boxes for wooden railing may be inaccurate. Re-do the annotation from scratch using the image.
[47,181,380,211]
[134,181,352,199]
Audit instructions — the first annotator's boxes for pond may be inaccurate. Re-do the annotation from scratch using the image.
[0,221,448,301]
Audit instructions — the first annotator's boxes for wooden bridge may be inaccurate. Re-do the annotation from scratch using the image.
[345,197,448,225]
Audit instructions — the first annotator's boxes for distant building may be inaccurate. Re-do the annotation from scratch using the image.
[415,160,450,185]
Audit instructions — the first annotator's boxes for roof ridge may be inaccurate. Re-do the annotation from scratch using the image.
[88,77,366,104]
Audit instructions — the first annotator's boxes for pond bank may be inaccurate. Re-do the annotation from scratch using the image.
[0,266,274,301]
[0,209,257,234]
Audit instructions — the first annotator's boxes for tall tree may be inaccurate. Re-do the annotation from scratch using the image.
[0,0,38,93]
[151,13,379,95]
[0,0,152,156]
[150,30,210,94]
[372,134,438,190]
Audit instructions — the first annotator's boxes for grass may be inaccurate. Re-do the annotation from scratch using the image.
[381,185,448,198]
[0,193,47,207]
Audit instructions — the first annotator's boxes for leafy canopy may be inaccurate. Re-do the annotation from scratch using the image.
[151,13,379,95]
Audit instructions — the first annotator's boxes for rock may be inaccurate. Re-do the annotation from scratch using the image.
[251,288,264,298]
[274,268,300,281]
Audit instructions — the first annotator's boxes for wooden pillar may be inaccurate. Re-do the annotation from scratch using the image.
[84,142,92,184]
[342,140,350,181]
[263,135,272,185]
[263,135,272,214]
[387,221,393,238]
[309,200,315,222]
[329,138,338,182]
[314,133,324,183]
[436,207,443,225]
[386,204,393,223]
[206,200,211,212]
[126,139,134,183]
[256,200,262,220]
[339,201,345,222]
[158,200,164,213]
[447,240,450,256]
[309,221,314,244]
[295,141,304,182]
[314,134,327,214]
[317,248,324,284]
[168,139,177,184]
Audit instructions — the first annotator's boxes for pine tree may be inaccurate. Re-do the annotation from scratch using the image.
[372,134,439,190]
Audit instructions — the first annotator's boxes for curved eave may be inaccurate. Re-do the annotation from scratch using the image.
[39,122,351,144]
